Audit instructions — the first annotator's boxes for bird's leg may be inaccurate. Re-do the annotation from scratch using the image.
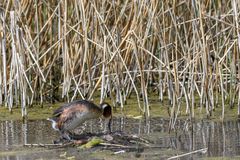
[53,131,72,144]
[60,131,72,141]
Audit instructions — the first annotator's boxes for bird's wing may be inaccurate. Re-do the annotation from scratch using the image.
[52,100,98,117]
[57,107,77,130]
[53,100,85,117]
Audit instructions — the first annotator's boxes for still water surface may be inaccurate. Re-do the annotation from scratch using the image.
[0,117,240,159]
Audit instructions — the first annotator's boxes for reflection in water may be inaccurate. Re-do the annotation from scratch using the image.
[0,118,240,159]
[0,120,58,150]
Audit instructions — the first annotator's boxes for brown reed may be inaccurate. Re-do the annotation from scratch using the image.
[0,1,239,125]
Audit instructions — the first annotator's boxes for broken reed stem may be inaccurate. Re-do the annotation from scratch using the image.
[167,148,208,160]
[219,66,225,119]
[0,11,7,107]
[24,143,65,147]
[0,1,239,121]
[100,36,107,104]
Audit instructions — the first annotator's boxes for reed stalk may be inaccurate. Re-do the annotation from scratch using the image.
[0,0,239,121]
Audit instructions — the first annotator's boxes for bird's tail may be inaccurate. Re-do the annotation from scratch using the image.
[47,118,59,131]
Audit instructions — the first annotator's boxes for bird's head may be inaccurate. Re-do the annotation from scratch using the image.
[100,102,112,132]
[100,102,112,118]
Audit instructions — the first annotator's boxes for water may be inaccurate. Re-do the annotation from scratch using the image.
[0,117,240,159]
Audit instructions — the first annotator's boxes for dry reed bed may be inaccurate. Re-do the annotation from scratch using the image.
[0,1,239,126]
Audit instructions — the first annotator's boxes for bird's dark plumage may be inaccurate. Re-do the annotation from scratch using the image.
[47,100,112,140]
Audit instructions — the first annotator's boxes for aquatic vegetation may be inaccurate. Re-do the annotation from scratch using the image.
[78,137,104,149]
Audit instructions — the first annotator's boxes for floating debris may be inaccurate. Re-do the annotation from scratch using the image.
[78,137,104,149]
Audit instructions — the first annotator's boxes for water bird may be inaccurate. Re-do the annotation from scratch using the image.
[47,100,112,140]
